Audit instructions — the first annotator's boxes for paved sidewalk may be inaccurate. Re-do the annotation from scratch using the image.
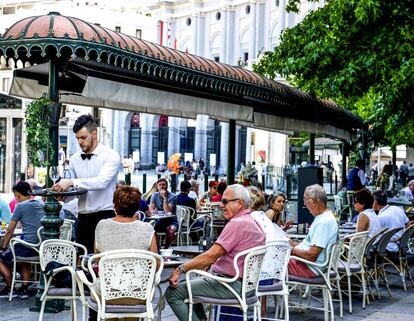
[2,267,414,321]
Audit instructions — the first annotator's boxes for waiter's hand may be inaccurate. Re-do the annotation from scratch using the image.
[53,179,73,192]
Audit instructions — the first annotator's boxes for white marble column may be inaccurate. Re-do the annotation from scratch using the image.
[218,122,229,175]
[140,114,154,166]
[194,115,209,161]
[167,117,180,158]
[278,0,286,35]
[248,1,257,62]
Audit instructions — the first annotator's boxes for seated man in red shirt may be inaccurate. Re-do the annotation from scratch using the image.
[166,184,265,321]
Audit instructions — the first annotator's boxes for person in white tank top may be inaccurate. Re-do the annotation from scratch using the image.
[354,188,381,238]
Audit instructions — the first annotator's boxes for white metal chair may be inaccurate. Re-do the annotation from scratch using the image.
[176,205,206,245]
[38,239,88,321]
[9,226,43,301]
[337,231,369,313]
[383,224,414,291]
[185,244,267,321]
[257,240,291,321]
[370,227,403,297]
[207,202,225,238]
[288,238,344,321]
[363,227,388,300]
[76,249,164,321]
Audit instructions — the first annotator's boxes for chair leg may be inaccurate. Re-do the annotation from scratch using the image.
[380,265,392,297]
[188,302,193,321]
[361,272,367,309]
[72,299,77,321]
[38,298,47,321]
[284,294,289,321]
[215,305,220,321]
[322,289,329,321]
[9,261,17,301]
[347,275,353,314]
[336,277,343,318]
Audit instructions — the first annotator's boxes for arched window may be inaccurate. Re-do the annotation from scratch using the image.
[129,112,141,156]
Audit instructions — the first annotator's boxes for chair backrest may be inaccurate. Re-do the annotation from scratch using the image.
[96,250,163,307]
[399,224,414,252]
[364,227,387,261]
[333,195,343,212]
[346,231,369,265]
[137,210,146,221]
[235,245,267,299]
[39,239,84,271]
[328,237,344,274]
[176,205,191,230]
[376,227,403,256]
[59,220,73,241]
[259,240,291,283]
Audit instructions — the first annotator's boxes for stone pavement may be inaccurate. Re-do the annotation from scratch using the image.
[1,266,414,321]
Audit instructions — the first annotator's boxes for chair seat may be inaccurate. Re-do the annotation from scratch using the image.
[87,297,146,313]
[15,256,39,262]
[338,261,362,272]
[288,270,336,285]
[47,287,90,296]
[258,280,283,292]
[192,294,258,306]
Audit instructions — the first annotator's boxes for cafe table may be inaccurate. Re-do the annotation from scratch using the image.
[171,245,204,258]
[145,212,177,221]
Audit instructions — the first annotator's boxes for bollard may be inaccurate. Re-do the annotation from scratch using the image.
[157,173,161,179]
[204,173,209,192]
[215,174,219,182]
[335,174,338,194]
[125,173,131,186]
[143,173,147,193]
[171,174,177,193]
[262,174,266,190]
[19,172,26,181]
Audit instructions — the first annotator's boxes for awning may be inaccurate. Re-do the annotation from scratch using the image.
[1,12,365,141]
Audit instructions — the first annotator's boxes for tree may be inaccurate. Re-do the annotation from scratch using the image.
[254,0,414,148]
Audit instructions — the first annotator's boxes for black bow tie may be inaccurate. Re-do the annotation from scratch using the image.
[81,153,93,160]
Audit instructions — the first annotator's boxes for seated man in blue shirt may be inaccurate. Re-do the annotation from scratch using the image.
[288,184,338,278]
[0,182,44,298]
[149,178,177,248]
[177,180,204,242]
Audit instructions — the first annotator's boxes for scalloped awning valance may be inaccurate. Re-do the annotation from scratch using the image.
[0,12,365,140]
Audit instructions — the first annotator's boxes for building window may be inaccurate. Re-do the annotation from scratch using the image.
[243,52,249,64]
[186,17,192,26]
[3,7,16,14]
[275,0,280,6]
[246,5,251,14]
[214,56,220,62]
[95,23,100,27]
[136,29,142,39]
[115,26,121,32]
[216,12,221,20]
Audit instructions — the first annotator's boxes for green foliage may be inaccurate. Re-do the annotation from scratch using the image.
[254,0,414,148]
[25,97,52,167]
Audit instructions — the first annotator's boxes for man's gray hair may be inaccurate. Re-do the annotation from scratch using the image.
[228,184,251,208]
[408,180,414,187]
[305,184,327,205]
[190,180,199,188]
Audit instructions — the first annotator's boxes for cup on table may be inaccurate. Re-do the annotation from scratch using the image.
[160,249,173,257]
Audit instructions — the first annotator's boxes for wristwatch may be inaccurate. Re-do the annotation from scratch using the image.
[177,264,186,274]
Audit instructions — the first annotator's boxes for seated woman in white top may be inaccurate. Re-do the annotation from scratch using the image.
[93,186,158,320]
[354,188,381,238]
[247,186,286,317]
[95,185,157,254]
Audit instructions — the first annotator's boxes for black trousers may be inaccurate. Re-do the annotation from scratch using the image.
[76,210,115,254]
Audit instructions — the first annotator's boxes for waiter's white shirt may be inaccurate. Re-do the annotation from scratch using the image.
[69,143,121,213]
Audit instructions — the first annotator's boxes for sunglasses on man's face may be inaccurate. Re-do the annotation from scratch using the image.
[221,198,240,205]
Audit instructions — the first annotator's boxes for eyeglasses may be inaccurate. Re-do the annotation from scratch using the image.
[221,198,240,205]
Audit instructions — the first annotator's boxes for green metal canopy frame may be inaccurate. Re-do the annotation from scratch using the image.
[0,12,365,182]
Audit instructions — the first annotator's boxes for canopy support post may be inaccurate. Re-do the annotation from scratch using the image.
[30,59,65,313]
[227,119,236,185]
[309,133,315,165]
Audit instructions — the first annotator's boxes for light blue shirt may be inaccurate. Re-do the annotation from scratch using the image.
[297,210,338,273]
[0,198,11,224]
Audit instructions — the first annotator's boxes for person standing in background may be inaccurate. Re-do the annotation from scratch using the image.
[53,114,121,253]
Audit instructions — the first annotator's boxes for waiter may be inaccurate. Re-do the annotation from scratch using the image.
[53,114,121,253]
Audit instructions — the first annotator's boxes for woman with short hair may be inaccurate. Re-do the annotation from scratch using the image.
[354,188,381,238]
